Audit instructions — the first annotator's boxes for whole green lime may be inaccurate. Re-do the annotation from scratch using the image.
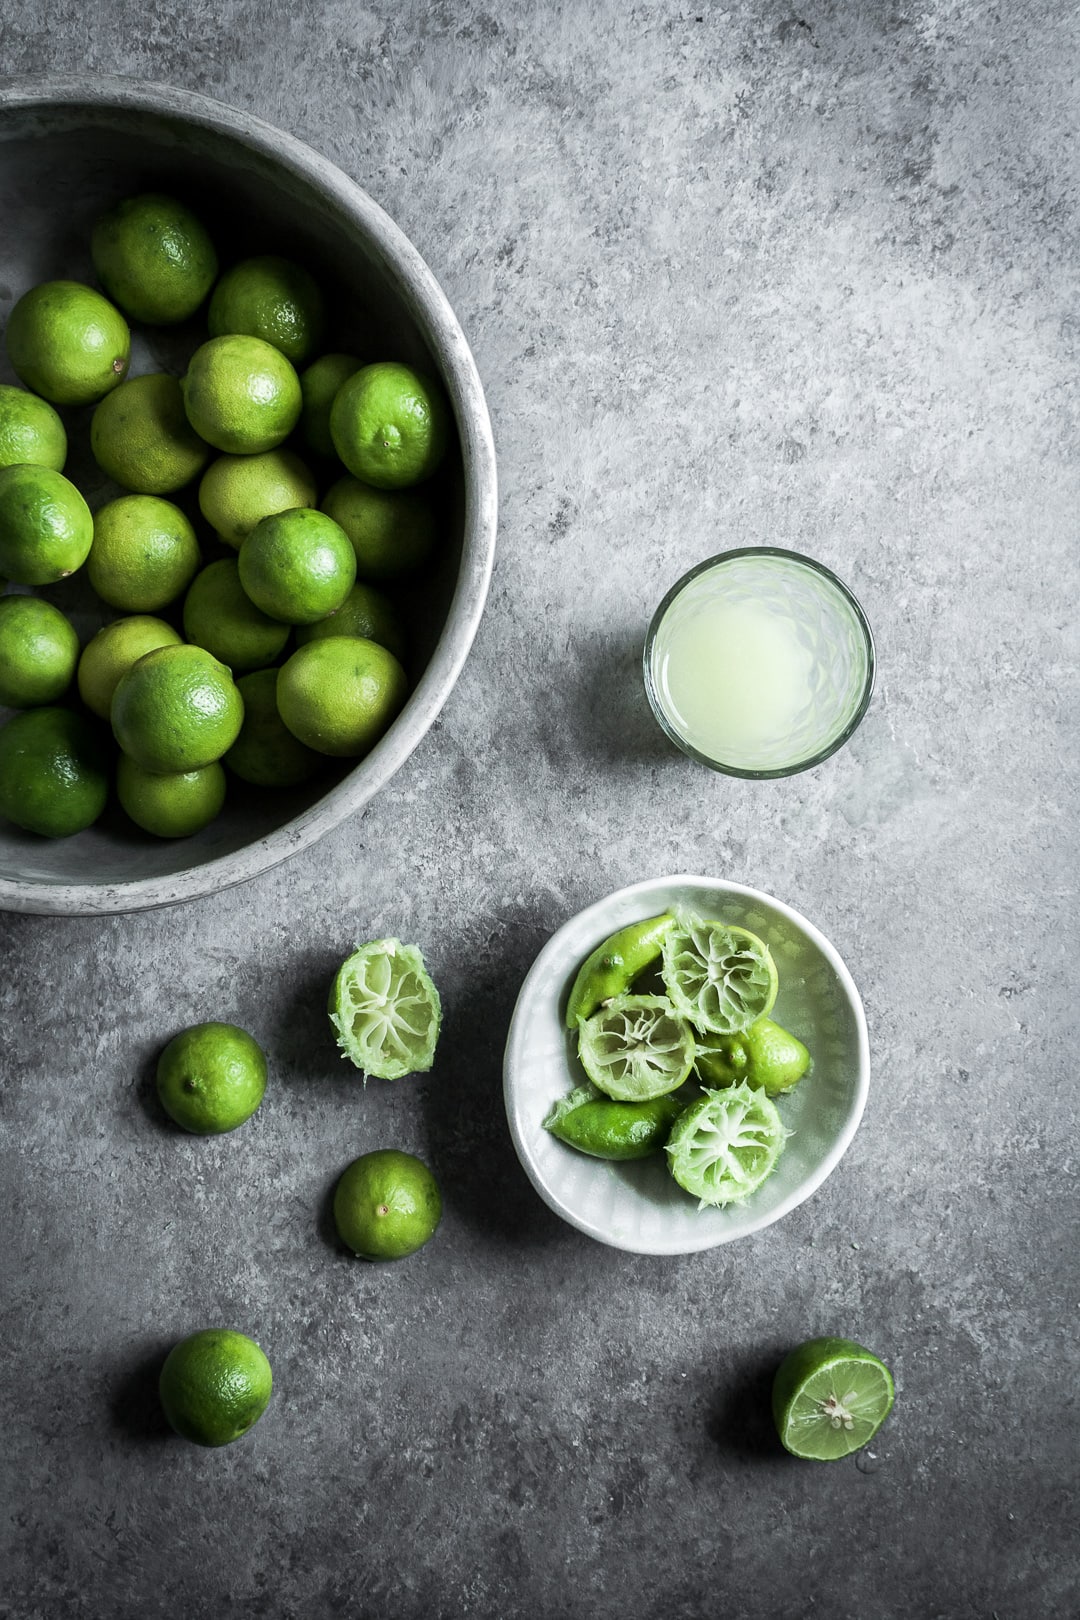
[6,280,130,405]
[299,352,361,458]
[0,464,93,586]
[181,334,302,455]
[77,615,183,721]
[158,1328,272,1447]
[333,1149,442,1261]
[223,668,321,788]
[330,361,450,488]
[0,384,67,471]
[156,1020,267,1133]
[183,558,291,673]
[0,706,109,837]
[295,580,406,664]
[90,373,210,494]
[320,476,437,580]
[198,447,317,549]
[0,595,80,708]
[91,192,218,325]
[238,507,356,625]
[117,755,227,839]
[111,643,244,773]
[208,255,325,366]
[276,636,407,758]
[88,495,201,612]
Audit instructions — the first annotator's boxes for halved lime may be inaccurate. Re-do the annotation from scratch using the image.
[576,993,696,1102]
[329,938,441,1080]
[661,914,778,1035]
[665,1080,787,1207]
[772,1336,896,1460]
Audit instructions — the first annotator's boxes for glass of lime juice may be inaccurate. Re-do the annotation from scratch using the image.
[643,548,875,778]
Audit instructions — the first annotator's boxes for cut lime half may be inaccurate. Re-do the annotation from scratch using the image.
[665,1081,787,1207]
[576,993,696,1102]
[661,914,778,1035]
[772,1336,895,1460]
[329,938,441,1080]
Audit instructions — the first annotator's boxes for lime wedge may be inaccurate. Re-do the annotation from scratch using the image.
[329,938,441,1079]
[665,1081,786,1207]
[576,993,696,1102]
[661,914,778,1035]
[772,1336,895,1460]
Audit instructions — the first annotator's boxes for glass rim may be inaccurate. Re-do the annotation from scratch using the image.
[642,546,877,780]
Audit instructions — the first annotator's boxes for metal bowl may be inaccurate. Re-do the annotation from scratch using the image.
[0,76,497,914]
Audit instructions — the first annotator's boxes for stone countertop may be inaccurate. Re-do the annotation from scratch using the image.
[1,3,1076,1617]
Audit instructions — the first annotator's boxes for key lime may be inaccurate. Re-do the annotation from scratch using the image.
[91,192,218,324]
[223,668,321,788]
[329,938,442,1079]
[0,706,109,837]
[159,1328,272,1447]
[198,447,317,549]
[0,464,93,586]
[662,915,779,1035]
[183,558,291,673]
[208,254,325,366]
[87,494,201,612]
[182,334,302,455]
[695,1018,812,1095]
[118,754,226,839]
[320,476,437,580]
[565,912,676,1028]
[90,373,210,494]
[0,383,67,471]
[665,1081,787,1208]
[0,595,80,708]
[577,993,696,1102]
[333,1149,442,1260]
[110,643,244,773]
[772,1337,896,1461]
[77,615,183,720]
[299,352,361,457]
[543,1083,687,1161]
[6,279,129,405]
[330,361,451,489]
[276,636,407,757]
[238,507,356,625]
[294,580,406,665]
[156,1020,267,1133]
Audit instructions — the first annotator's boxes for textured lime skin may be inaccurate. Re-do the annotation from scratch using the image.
[277,636,408,758]
[0,384,67,471]
[77,616,183,721]
[156,1021,267,1132]
[565,912,676,1028]
[0,595,80,707]
[183,558,290,673]
[181,335,301,455]
[198,447,317,549]
[238,507,356,625]
[208,255,325,366]
[320,476,437,580]
[118,756,226,839]
[158,1328,272,1446]
[772,1336,896,1461]
[91,192,218,324]
[0,707,109,837]
[299,352,361,457]
[695,1017,812,1094]
[333,1150,442,1260]
[91,373,210,494]
[330,362,450,488]
[88,495,201,612]
[110,643,244,773]
[6,280,130,405]
[223,669,321,788]
[0,465,93,586]
[295,580,406,664]
[544,1086,686,1161]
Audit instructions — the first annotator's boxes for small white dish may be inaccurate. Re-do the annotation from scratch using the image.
[503,874,870,1254]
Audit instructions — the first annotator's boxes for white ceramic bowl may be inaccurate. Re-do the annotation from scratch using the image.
[503,874,870,1254]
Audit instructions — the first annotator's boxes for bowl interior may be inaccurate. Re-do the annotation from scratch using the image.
[504,876,870,1254]
[0,93,471,904]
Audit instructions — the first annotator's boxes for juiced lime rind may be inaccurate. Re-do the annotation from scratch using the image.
[329,937,441,1080]
[564,910,676,1028]
[665,1080,788,1208]
[772,1336,895,1460]
[576,992,696,1102]
[661,912,778,1036]
[543,1081,687,1161]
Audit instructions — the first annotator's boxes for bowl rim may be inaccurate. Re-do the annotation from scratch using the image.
[0,74,498,915]
[503,873,871,1254]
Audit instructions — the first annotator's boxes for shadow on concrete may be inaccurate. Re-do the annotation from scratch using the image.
[109,1343,174,1445]
[261,945,349,1087]
[565,623,678,771]
[706,1350,790,1464]
[133,1044,189,1134]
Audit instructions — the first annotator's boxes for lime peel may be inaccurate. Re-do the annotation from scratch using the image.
[665,1080,789,1208]
[329,937,441,1080]
[662,911,778,1035]
[576,992,696,1102]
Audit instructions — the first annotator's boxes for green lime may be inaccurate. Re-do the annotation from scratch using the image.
[330,361,450,488]
[772,1336,896,1461]
[329,938,442,1079]
[156,1020,267,1132]
[159,1328,272,1447]
[321,476,437,580]
[294,580,406,664]
[6,279,130,405]
[223,668,321,788]
[276,636,407,757]
[208,255,325,366]
[0,383,67,471]
[0,706,109,837]
[565,912,676,1029]
[665,1081,787,1208]
[543,1084,687,1161]
[198,447,317,549]
[90,373,210,494]
[0,595,80,707]
[87,494,201,612]
[695,1018,812,1095]
[299,352,361,458]
[576,993,696,1102]
[0,464,93,586]
[111,643,244,773]
[238,507,355,625]
[333,1149,442,1260]
[182,335,302,455]
[183,558,291,673]
[661,915,779,1036]
[118,754,226,838]
[77,615,183,720]
[91,192,218,324]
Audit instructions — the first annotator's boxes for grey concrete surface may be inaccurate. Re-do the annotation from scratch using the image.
[1,2,1077,1617]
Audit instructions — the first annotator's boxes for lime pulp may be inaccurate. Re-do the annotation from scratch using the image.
[661,914,778,1035]
[772,1336,896,1460]
[665,1080,787,1207]
[576,993,696,1102]
[329,938,441,1080]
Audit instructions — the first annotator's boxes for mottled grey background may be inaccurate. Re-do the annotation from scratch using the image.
[0,2,1077,1617]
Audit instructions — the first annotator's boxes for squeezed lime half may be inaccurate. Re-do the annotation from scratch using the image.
[772,1336,896,1460]
[662,914,778,1035]
[329,938,441,1080]
[665,1080,787,1207]
[576,993,696,1102]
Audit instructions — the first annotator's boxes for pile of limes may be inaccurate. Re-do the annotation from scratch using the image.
[0,191,451,840]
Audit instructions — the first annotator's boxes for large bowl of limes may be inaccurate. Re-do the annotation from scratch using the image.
[0,76,496,914]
